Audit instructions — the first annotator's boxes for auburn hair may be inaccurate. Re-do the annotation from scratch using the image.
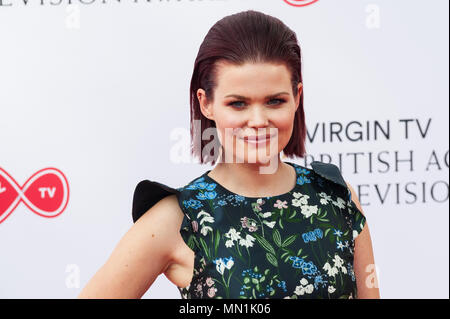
[189,10,306,165]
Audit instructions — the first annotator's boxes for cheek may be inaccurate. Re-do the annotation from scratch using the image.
[213,109,243,143]
[271,110,295,133]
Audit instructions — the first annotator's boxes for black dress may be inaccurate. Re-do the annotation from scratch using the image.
[132,161,366,299]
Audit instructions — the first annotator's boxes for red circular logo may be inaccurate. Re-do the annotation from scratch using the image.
[0,167,70,224]
[283,0,319,7]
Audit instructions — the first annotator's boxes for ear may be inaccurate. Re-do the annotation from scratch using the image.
[197,88,214,120]
[295,82,303,112]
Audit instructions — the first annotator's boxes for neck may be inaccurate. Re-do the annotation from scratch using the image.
[209,154,294,197]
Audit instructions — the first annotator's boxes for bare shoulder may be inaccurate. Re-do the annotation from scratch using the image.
[140,194,193,265]
[135,194,187,257]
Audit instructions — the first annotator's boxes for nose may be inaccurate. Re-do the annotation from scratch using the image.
[247,105,269,128]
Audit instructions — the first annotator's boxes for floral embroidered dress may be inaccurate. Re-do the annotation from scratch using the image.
[131,161,366,299]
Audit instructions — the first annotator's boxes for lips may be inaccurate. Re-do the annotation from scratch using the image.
[240,133,276,142]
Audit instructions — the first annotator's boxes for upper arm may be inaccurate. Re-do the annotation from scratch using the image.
[346,182,381,299]
[78,194,181,299]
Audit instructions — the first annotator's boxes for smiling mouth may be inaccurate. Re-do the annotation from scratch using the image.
[239,133,277,143]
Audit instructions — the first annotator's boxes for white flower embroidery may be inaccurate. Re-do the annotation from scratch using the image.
[323,262,339,277]
[214,257,234,275]
[239,234,255,248]
[215,261,225,275]
[294,277,314,295]
[305,284,314,294]
[333,254,344,268]
[225,240,234,248]
[318,192,332,205]
[201,225,213,236]
[332,197,346,209]
[292,192,310,207]
[263,220,276,228]
[324,254,347,278]
[225,227,241,241]
[197,210,214,237]
[328,286,336,293]
[300,205,318,218]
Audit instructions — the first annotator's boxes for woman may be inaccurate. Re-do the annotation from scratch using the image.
[78,10,379,299]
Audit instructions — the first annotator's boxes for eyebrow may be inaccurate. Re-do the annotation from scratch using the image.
[224,92,290,100]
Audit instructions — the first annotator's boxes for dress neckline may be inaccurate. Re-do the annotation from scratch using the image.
[202,161,299,200]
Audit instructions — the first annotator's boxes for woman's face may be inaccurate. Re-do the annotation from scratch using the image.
[197,61,302,165]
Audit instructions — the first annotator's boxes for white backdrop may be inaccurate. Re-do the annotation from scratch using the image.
[0,0,448,299]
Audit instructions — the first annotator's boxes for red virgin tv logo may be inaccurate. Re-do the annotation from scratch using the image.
[283,0,319,7]
[0,167,70,224]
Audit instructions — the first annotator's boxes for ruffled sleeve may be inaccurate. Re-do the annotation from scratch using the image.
[311,161,366,240]
[131,180,181,223]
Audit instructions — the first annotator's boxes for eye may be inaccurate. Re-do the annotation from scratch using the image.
[227,99,286,109]
[267,98,286,106]
[228,101,246,108]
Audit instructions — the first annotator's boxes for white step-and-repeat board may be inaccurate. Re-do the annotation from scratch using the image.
[0,0,448,298]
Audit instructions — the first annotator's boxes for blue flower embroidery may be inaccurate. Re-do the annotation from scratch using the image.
[333,229,343,237]
[302,228,323,243]
[183,198,203,209]
[196,191,217,200]
[195,182,208,190]
[313,275,328,289]
[336,240,345,251]
[301,261,318,275]
[314,228,323,239]
[218,200,227,206]
[289,256,305,269]
[296,168,310,175]
[297,175,311,185]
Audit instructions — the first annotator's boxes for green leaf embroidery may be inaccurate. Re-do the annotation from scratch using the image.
[199,237,209,259]
[289,210,297,219]
[254,233,276,255]
[273,229,282,247]
[324,228,331,238]
[187,235,195,250]
[214,229,220,256]
[281,234,297,248]
[266,252,278,267]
